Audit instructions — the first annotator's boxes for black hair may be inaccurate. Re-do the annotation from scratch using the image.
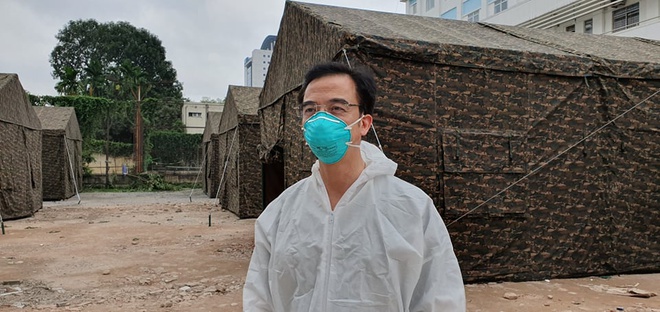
[297,62,376,115]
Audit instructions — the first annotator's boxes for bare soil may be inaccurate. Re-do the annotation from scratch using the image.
[1,191,658,312]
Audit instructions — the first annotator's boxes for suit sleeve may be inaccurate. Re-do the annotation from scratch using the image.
[243,217,274,311]
[409,200,466,312]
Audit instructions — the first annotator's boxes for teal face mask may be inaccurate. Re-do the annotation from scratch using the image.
[303,112,362,164]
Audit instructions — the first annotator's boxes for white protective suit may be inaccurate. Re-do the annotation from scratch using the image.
[244,141,466,312]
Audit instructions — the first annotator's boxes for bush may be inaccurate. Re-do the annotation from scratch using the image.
[148,131,202,166]
[130,173,179,191]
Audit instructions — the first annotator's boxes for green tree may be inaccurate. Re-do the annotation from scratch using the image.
[83,59,106,96]
[48,19,188,176]
[142,97,184,132]
[55,66,81,95]
[50,19,183,100]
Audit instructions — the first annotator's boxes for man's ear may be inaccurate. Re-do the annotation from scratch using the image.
[360,114,373,136]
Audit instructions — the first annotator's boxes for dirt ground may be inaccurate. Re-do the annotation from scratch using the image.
[1,191,658,312]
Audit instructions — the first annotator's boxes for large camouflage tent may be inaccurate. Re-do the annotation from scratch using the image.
[258,1,660,282]
[33,106,83,201]
[217,86,263,218]
[202,111,223,198]
[0,74,42,220]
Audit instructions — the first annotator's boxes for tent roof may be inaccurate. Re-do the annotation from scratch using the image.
[33,106,73,130]
[260,1,660,107]
[229,85,262,115]
[219,86,262,135]
[202,111,223,142]
[291,1,660,64]
[0,73,41,130]
[33,106,82,140]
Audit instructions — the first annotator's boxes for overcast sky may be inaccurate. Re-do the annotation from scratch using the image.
[0,0,405,102]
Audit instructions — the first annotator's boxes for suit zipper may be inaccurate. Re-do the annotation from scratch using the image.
[322,212,334,312]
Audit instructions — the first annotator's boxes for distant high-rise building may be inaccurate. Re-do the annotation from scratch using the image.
[244,35,277,88]
[399,0,659,40]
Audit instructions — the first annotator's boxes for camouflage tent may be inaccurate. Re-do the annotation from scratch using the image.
[0,74,42,219]
[33,106,83,201]
[202,111,223,198]
[258,1,660,282]
[218,86,263,218]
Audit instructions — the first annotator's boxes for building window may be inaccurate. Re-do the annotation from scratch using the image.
[462,0,480,16]
[584,19,593,34]
[441,7,457,19]
[494,0,507,13]
[188,112,202,118]
[613,3,639,32]
[426,0,435,11]
[411,3,417,14]
[566,24,575,32]
[467,10,479,22]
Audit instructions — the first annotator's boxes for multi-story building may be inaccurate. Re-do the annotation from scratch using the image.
[181,102,224,134]
[399,0,659,40]
[244,35,277,88]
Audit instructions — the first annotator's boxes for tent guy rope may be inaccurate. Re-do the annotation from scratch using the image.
[188,143,210,202]
[64,137,81,204]
[447,89,660,227]
[209,128,238,226]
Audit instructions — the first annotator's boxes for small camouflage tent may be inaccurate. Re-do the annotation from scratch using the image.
[218,86,263,218]
[202,111,223,197]
[33,106,83,201]
[258,1,660,282]
[0,74,42,219]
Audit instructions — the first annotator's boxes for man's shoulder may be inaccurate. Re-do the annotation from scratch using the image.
[376,174,430,199]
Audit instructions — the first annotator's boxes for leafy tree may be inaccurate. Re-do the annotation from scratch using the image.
[55,66,81,95]
[50,19,182,101]
[142,97,184,132]
[83,59,105,96]
[48,19,190,175]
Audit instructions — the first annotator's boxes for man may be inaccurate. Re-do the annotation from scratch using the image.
[243,62,465,311]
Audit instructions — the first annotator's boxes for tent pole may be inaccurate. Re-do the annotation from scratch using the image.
[64,137,81,204]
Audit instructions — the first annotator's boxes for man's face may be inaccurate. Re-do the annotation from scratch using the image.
[301,74,370,140]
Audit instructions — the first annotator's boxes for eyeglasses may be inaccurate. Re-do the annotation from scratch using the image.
[298,100,361,119]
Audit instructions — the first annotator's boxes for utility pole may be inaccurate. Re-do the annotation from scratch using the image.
[134,85,143,173]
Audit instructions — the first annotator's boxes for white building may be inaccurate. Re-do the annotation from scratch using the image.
[399,0,660,40]
[244,35,277,88]
[181,102,224,134]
